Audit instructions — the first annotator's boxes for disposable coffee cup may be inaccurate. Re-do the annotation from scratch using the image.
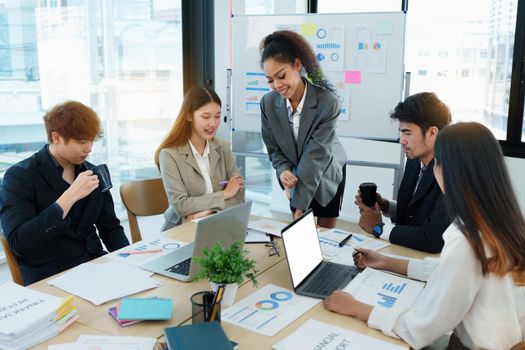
[91,164,113,192]
[359,182,377,207]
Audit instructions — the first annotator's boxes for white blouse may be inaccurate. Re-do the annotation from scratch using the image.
[188,140,213,195]
[368,223,525,349]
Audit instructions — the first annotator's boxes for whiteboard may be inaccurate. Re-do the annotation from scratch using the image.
[231,12,406,139]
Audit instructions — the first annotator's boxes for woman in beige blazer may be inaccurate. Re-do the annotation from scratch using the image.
[154,86,244,231]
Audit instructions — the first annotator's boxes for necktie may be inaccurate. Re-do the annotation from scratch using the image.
[413,165,427,195]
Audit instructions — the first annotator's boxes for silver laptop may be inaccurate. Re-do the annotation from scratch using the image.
[141,201,252,282]
[281,209,359,299]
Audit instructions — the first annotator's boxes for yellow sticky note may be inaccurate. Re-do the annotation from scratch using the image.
[301,23,317,36]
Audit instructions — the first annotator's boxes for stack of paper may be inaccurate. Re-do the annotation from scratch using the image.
[0,281,78,350]
[47,261,162,305]
[48,335,157,350]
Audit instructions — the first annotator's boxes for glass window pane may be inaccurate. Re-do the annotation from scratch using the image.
[0,0,183,217]
[406,0,517,140]
[318,0,400,13]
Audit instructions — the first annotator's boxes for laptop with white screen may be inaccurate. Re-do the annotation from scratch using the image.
[281,209,359,299]
[141,201,252,282]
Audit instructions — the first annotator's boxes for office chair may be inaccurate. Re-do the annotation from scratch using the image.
[120,178,169,243]
[511,342,525,350]
[0,232,24,285]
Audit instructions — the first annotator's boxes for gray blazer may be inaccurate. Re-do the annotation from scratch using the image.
[261,80,347,210]
[159,137,244,230]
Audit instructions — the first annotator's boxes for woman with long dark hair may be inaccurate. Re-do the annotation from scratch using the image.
[324,122,525,349]
[259,30,347,228]
[155,86,244,230]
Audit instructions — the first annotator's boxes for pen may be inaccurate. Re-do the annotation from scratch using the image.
[219,180,229,186]
[209,284,225,321]
[119,248,163,255]
[338,233,353,247]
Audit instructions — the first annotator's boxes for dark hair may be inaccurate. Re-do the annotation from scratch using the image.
[390,92,451,133]
[154,85,221,169]
[259,30,334,92]
[43,101,102,143]
[435,122,525,284]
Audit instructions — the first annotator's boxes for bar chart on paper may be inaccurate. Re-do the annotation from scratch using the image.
[344,268,424,311]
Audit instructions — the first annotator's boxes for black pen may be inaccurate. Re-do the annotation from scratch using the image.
[338,233,353,247]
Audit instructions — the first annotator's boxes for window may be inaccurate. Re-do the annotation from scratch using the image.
[315,0,525,155]
[406,0,517,141]
[0,0,183,216]
[318,0,400,13]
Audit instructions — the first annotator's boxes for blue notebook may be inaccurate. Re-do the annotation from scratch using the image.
[164,321,234,350]
[117,297,173,320]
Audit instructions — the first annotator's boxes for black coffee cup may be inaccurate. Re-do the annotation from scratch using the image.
[91,164,113,192]
[359,182,377,207]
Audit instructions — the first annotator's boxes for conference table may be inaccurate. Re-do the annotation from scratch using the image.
[29,217,436,349]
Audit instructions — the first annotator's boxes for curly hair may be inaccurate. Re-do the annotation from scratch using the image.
[260,30,334,92]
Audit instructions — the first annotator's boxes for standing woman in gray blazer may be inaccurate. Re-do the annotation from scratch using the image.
[260,30,347,228]
[154,86,244,231]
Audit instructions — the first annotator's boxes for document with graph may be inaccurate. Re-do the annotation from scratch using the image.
[343,268,424,312]
[221,283,320,336]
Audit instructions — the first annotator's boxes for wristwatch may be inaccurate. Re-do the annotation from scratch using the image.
[372,223,385,238]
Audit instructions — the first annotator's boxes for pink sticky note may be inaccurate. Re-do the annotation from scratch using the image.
[345,70,361,84]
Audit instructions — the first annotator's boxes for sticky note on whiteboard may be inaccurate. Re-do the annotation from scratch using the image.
[345,70,361,84]
[301,23,317,36]
[376,22,393,35]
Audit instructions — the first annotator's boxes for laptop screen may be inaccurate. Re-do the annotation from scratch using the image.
[281,210,323,288]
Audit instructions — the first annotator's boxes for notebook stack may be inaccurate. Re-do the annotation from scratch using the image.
[0,281,78,350]
[109,297,173,327]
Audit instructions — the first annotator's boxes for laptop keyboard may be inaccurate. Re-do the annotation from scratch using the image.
[303,263,353,296]
[165,257,191,275]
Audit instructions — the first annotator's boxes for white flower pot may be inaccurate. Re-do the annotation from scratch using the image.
[210,282,239,307]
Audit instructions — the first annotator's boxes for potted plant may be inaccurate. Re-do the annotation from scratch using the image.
[194,240,258,306]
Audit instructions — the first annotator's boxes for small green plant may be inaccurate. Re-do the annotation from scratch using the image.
[194,241,258,286]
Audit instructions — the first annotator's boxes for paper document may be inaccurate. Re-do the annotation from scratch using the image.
[222,283,319,336]
[246,228,272,243]
[0,282,78,350]
[49,335,157,350]
[318,228,390,263]
[273,319,408,350]
[248,218,288,237]
[344,268,424,312]
[47,261,161,305]
[108,237,188,266]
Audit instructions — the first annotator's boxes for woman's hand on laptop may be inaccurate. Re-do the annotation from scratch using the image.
[186,209,215,221]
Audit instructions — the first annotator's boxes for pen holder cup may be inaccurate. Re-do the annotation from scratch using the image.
[190,291,221,324]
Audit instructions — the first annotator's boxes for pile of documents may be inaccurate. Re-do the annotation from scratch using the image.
[0,281,78,350]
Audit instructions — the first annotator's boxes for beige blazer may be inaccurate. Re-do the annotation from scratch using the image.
[159,137,244,230]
